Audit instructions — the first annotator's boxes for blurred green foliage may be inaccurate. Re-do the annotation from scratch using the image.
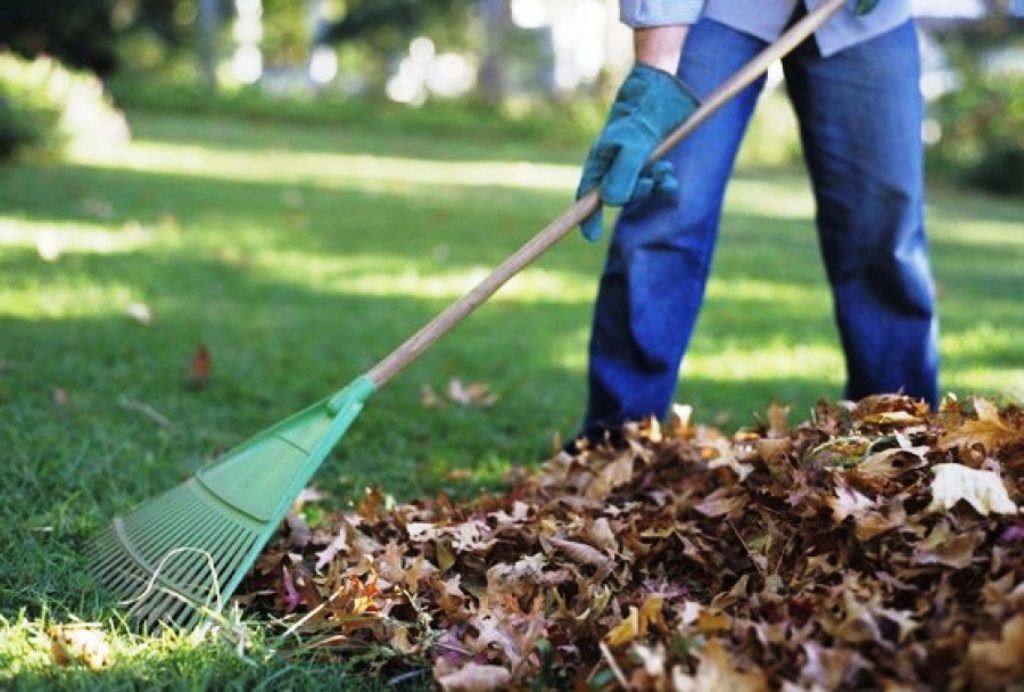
[0,0,119,74]
[924,10,1024,196]
[105,73,601,153]
[0,53,128,163]
[3,0,1024,193]
[928,74,1024,196]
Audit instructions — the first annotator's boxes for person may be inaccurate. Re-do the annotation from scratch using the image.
[569,0,940,450]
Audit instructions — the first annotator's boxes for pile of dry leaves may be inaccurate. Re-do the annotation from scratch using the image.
[236,394,1024,690]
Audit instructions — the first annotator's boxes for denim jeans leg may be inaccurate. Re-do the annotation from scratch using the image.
[580,20,769,443]
[783,20,940,407]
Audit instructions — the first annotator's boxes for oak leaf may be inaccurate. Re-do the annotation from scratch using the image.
[939,397,1021,456]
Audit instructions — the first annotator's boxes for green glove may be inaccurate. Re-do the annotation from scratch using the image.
[576,64,699,242]
[851,0,879,14]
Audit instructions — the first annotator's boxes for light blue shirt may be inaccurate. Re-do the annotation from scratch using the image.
[619,0,913,56]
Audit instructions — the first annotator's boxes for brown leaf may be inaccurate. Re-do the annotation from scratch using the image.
[939,397,1021,456]
[436,662,512,691]
[446,379,498,408]
[856,436,929,479]
[827,477,877,523]
[957,614,1024,690]
[913,522,983,569]
[695,487,746,518]
[756,438,792,481]
[851,393,928,427]
[543,536,612,574]
[673,638,767,692]
[187,344,211,388]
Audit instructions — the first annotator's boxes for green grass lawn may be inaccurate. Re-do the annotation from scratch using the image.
[1,110,1021,688]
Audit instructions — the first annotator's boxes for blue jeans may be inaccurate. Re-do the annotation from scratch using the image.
[579,18,939,444]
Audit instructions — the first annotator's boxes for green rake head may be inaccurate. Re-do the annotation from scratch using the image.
[88,376,376,629]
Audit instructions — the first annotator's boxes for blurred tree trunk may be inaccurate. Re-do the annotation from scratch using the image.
[198,0,219,89]
[599,0,630,98]
[477,0,507,106]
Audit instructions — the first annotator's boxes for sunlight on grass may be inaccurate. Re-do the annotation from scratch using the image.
[943,321,1015,358]
[941,322,1021,396]
[724,177,815,219]
[946,370,1024,400]
[684,343,843,384]
[77,141,578,193]
[0,219,158,255]
[705,277,830,309]
[928,216,1021,246]
[248,251,596,304]
[0,282,142,319]
[0,220,160,319]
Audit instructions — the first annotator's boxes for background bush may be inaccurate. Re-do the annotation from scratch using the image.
[0,52,128,163]
[928,73,1024,196]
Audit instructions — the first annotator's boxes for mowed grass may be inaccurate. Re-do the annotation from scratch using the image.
[1,110,1021,688]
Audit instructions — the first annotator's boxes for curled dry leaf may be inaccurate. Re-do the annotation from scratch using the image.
[927,463,1019,516]
[542,535,612,574]
[856,435,929,479]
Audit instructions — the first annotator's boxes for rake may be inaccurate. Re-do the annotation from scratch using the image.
[88,0,847,630]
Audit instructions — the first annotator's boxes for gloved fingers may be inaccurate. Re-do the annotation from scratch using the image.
[600,140,649,206]
[850,0,878,14]
[576,144,615,242]
[579,206,605,242]
[576,142,614,200]
[617,160,678,206]
[633,174,654,201]
[646,160,679,197]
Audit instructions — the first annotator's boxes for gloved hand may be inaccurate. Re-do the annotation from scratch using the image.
[576,64,699,241]
[851,0,879,14]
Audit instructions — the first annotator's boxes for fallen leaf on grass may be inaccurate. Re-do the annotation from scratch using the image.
[187,344,211,389]
[420,379,498,409]
[125,302,152,324]
[48,624,111,669]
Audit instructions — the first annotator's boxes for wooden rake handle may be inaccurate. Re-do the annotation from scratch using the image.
[367,0,847,388]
